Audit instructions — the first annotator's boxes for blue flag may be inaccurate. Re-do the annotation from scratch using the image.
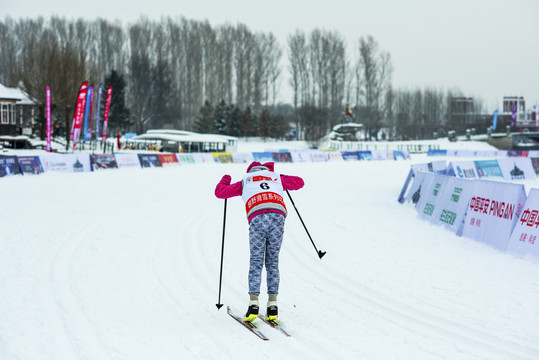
[492,110,498,131]
[82,84,93,143]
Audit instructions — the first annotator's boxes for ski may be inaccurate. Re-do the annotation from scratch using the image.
[260,316,292,337]
[227,306,269,341]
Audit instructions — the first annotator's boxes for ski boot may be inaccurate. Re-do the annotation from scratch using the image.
[266,296,278,321]
[244,297,259,322]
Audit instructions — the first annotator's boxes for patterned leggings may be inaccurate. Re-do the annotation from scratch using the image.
[248,212,285,296]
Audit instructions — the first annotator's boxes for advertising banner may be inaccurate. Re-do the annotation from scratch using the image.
[341,151,359,160]
[412,172,436,209]
[252,152,274,163]
[17,156,44,175]
[506,188,539,257]
[462,180,526,251]
[232,152,255,163]
[46,85,51,152]
[431,177,474,235]
[158,153,180,167]
[90,154,118,170]
[372,151,389,160]
[272,152,293,162]
[310,151,327,162]
[325,151,344,161]
[497,158,536,181]
[114,153,141,168]
[530,157,539,174]
[176,154,197,165]
[428,160,448,174]
[427,149,447,156]
[71,81,89,151]
[358,151,373,160]
[0,155,22,177]
[102,85,112,143]
[417,174,449,223]
[474,160,503,179]
[212,152,234,163]
[289,150,313,162]
[138,154,162,168]
[39,154,91,173]
[446,161,478,179]
[400,171,429,204]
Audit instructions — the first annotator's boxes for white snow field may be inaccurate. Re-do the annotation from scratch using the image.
[1,141,539,360]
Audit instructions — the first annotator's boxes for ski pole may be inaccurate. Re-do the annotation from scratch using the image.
[216,198,227,310]
[285,190,326,259]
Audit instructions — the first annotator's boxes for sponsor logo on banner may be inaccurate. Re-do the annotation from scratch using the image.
[474,160,503,179]
[0,155,22,177]
[462,180,526,251]
[158,154,180,167]
[497,158,536,181]
[417,174,449,223]
[431,177,474,235]
[17,156,44,174]
[506,188,539,257]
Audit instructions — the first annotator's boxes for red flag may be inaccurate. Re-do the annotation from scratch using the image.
[117,130,121,149]
[102,85,112,144]
[71,81,89,152]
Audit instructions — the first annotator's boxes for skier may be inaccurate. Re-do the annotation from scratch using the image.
[215,161,304,322]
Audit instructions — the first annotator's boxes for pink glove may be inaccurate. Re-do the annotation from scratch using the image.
[220,175,231,185]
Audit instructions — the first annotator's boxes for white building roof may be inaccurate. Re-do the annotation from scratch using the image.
[0,83,35,105]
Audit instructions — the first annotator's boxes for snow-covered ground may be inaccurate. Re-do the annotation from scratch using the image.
[1,139,538,360]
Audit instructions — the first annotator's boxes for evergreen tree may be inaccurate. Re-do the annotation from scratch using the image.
[270,113,291,139]
[105,70,132,133]
[194,101,215,133]
[226,105,242,137]
[214,99,229,134]
[258,108,271,139]
[239,107,256,137]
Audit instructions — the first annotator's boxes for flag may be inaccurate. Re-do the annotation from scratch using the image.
[95,84,103,141]
[71,81,89,152]
[82,84,93,143]
[536,101,539,128]
[88,85,94,142]
[511,103,517,128]
[46,85,51,152]
[102,85,112,144]
[492,110,498,131]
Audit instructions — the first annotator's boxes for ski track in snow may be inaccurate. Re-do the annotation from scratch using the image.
[1,154,539,360]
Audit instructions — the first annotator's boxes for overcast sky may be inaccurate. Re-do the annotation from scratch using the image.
[4,0,539,111]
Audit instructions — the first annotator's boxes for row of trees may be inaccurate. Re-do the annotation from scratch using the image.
[0,15,480,143]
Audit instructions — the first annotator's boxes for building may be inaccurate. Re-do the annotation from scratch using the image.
[0,83,36,136]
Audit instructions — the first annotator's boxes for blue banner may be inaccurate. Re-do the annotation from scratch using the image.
[0,155,22,177]
[82,84,93,142]
[492,110,498,131]
[17,156,44,175]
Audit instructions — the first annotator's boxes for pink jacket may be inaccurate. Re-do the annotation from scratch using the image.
[214,161,304,222]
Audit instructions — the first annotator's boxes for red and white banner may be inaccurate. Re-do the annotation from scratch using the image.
[102,85,112,143]
[461,180,526,251]
[46,85,51,152]
[506,188,539,257]
[71,81,89,151]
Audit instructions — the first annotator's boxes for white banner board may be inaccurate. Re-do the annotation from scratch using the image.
[446,161,478,179]
[497,158,536,181]
[39,154,92,173]
[506,188,539,257]
[114,153,142,168]
[462,180,526,251]
[417,174,449,223]
[431,176,474,234]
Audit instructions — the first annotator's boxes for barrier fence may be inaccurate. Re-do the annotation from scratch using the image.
[0,149,411,177]
[399,157,539,259]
